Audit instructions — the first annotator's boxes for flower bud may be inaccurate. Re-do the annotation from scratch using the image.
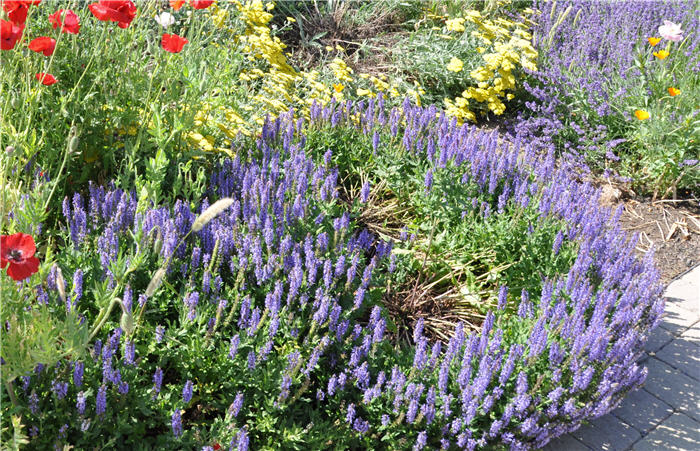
[68,136,80,154]
[120,311,135,336]
[55,265,66,304]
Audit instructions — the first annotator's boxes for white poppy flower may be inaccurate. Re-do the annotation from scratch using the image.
[155,12,175,28]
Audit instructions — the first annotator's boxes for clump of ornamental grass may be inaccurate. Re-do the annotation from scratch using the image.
[2,99,664,450]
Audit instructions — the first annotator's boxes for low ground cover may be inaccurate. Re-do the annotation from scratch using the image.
[0,0,695,449]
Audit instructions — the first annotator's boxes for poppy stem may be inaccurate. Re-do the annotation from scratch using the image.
[43,123,77,212]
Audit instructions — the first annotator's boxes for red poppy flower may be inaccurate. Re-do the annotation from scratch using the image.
[169,0,185,10]
[48,9,80,34]
[0,19,23,50]
[161,33,188,53]
[213,444,221,451]
[190,0,213,9]
[36,72,57,85]
[2,0,40,25]
[28,36,56,56]
[88,0,137,29]
[1,233,40,281]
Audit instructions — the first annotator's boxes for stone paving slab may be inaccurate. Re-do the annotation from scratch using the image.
[660,297,699,334]
[680,323,700,345]
[611,388,674,434]
[644,325,675,354]
[659,265,700,334]
[570,415,641,450]
[664,266,700,305]
[643,357,699,422]
[541,433,589,451]
[631,412,700,451]
[656,336,700,381]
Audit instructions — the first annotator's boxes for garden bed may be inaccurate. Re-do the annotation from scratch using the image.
[0,1,696,450]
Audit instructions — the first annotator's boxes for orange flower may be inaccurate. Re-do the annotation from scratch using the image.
[653,50,669,60]
[667,87,680,96]
[634,110,650,120]
[647,37,661,46]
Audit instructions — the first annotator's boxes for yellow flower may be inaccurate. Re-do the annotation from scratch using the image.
[445,17,466,32]
[333,83,344,93]
[667,87,680,96]
[634,110,650,120]
[447,57,464,72]
[286,16,296,23]
[647,37,661,46]
[653,50,669,60]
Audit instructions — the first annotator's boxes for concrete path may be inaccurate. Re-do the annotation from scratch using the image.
[543,265,700,451]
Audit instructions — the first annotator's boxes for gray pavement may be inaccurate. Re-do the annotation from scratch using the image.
[542,265,700,450]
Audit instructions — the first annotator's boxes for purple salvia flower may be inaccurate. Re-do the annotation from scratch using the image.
[183,380,194,403]
[124,340,135,366]
[346,403,356,424]
[155,325,165,343]
[96,384,107,416]
[153,367,163,397]
[76,391,86,415]
[424,169,434,192]
[236,428,249,451]
[72,269,83,305]
[171,409,183,437]
[229,335,240,359]
[73,361,84,387]
[29,391,39,415]
[413,431,427,450]
[230,392,244,417]
[52,380,69,400]
[360,181,370,203]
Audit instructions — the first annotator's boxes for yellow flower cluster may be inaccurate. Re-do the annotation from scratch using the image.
[443,2,538,123]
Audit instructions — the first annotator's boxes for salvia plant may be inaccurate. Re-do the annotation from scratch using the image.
[2,96,664,450]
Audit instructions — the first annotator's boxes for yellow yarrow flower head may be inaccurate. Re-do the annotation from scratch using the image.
[634,110,650,120]
[447,57,464,72]
[653,50,669,60]
[445,17,466,32]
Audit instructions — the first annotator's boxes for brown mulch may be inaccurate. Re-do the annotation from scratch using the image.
[617,197,700,285]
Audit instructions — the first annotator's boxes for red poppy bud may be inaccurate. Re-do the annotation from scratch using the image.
[28,36,56,56]
[161,33,188,53]
[36,72,58,85]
